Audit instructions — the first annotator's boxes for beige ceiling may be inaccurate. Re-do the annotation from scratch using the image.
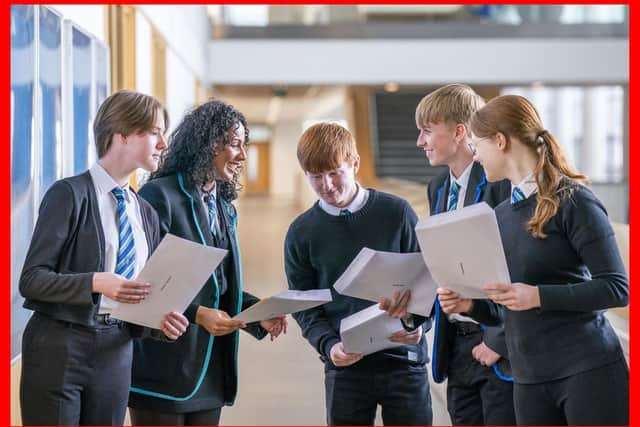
[212,85,334,124]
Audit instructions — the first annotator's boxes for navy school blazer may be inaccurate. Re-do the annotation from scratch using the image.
[426,162,512,383]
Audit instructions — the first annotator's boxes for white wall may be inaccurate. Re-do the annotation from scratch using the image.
[135,10,152,95]
[166,49,196,133]
[49,5,105,41]
[136,5,210,82]
[208,39,628,85]
[270,87,349,203]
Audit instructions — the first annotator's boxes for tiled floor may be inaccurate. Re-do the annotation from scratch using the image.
[220,194,450,426]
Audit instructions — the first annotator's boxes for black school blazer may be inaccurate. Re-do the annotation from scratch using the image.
[130,173,266,406]
[20,171,160,330]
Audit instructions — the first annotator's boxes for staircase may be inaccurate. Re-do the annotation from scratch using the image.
[372,91,448,184]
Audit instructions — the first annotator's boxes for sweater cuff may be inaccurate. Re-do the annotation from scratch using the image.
[467,300,495,325]
[184,303,199,324]
[537,284,569,312]
[323,336,341,361]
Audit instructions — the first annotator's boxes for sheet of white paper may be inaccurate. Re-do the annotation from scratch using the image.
[340,304,405,356]
[233,289,332,323]
[110,233,227,329]
[415,202,511,299]
[333,248,438,316]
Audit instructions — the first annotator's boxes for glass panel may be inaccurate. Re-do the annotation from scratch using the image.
[221,5,627,26]
[39,6,62,196]
[89,39,109,167]
[72,26,91,174]
[501,85,624,183]
[10,4,35,359]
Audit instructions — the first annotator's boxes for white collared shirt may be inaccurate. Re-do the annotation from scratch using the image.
[90,163,148,314]
[448,161,474,211]
[511,173,538,203]
[319,183,369,216]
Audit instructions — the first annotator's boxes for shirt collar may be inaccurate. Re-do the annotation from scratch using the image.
[90,162,132,201]
[319,183,367,216]
[511,173,538,200]
[449,161,474,191]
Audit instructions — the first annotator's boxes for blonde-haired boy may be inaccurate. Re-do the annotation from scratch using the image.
[416,84,514,425]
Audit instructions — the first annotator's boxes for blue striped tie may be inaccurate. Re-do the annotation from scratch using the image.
[111,187,136,279]
[511,187,526,204]
[206,193,219,239]
[339,209,351,216]
[447,181,461,211]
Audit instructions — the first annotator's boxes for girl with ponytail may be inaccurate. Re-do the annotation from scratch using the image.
[437,94,629,425]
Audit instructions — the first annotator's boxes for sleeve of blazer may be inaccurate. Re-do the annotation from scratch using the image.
[241,290,268,340]
[468,299,503,326]
[482,326,508,358]
[19,180,96,305]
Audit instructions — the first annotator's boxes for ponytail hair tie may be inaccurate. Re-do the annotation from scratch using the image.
[536,130,548,145]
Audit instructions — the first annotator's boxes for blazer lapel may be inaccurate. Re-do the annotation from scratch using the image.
[185,186,215,247]
[438,175,451,214]
[464,162,485,206]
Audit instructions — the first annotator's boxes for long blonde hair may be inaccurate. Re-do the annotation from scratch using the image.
[470,95,589,238]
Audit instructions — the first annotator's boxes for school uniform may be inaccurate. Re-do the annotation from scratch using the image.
[129,173,267,424]
[285,186,432,426]
[19,164,162,425]
[425,161,515,425]
[469,176,629,425]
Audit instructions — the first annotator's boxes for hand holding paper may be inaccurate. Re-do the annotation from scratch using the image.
[484,282,540,311]
[260,316,288,341]
[333,249,438,317]
[111,234,227,329]
[436,287,473,314]
[340,304,406,356]
[196,306,245,336]
[389,325,423,345]
[92,273,150,303]
[378,289,412,319]
[330,342,363,367]
[161,311,189,340]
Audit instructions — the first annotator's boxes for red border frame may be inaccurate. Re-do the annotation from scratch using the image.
[5,2,633,426]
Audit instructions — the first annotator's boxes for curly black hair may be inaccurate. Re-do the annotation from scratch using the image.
[150,99,249,201]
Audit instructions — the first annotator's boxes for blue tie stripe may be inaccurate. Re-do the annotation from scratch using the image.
[207,193,219,239]
[511,187,526,204]
[339,209,351,216]
[447,182,460,211]
[111,187,136,280]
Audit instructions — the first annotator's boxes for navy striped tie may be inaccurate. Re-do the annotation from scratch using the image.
[447,182,461,211]
[111,187,136,279]
[511,187,526,204]
[339,209,351,216]
[206,193,219,239]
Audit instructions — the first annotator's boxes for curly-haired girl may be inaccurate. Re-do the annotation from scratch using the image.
[129,100,287,426]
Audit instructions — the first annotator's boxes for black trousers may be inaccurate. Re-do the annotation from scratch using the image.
[513,359,629,425]
[446,332,516,426]
[20,313,132,426]
[129,407,222,426]
[324,361,432,426]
